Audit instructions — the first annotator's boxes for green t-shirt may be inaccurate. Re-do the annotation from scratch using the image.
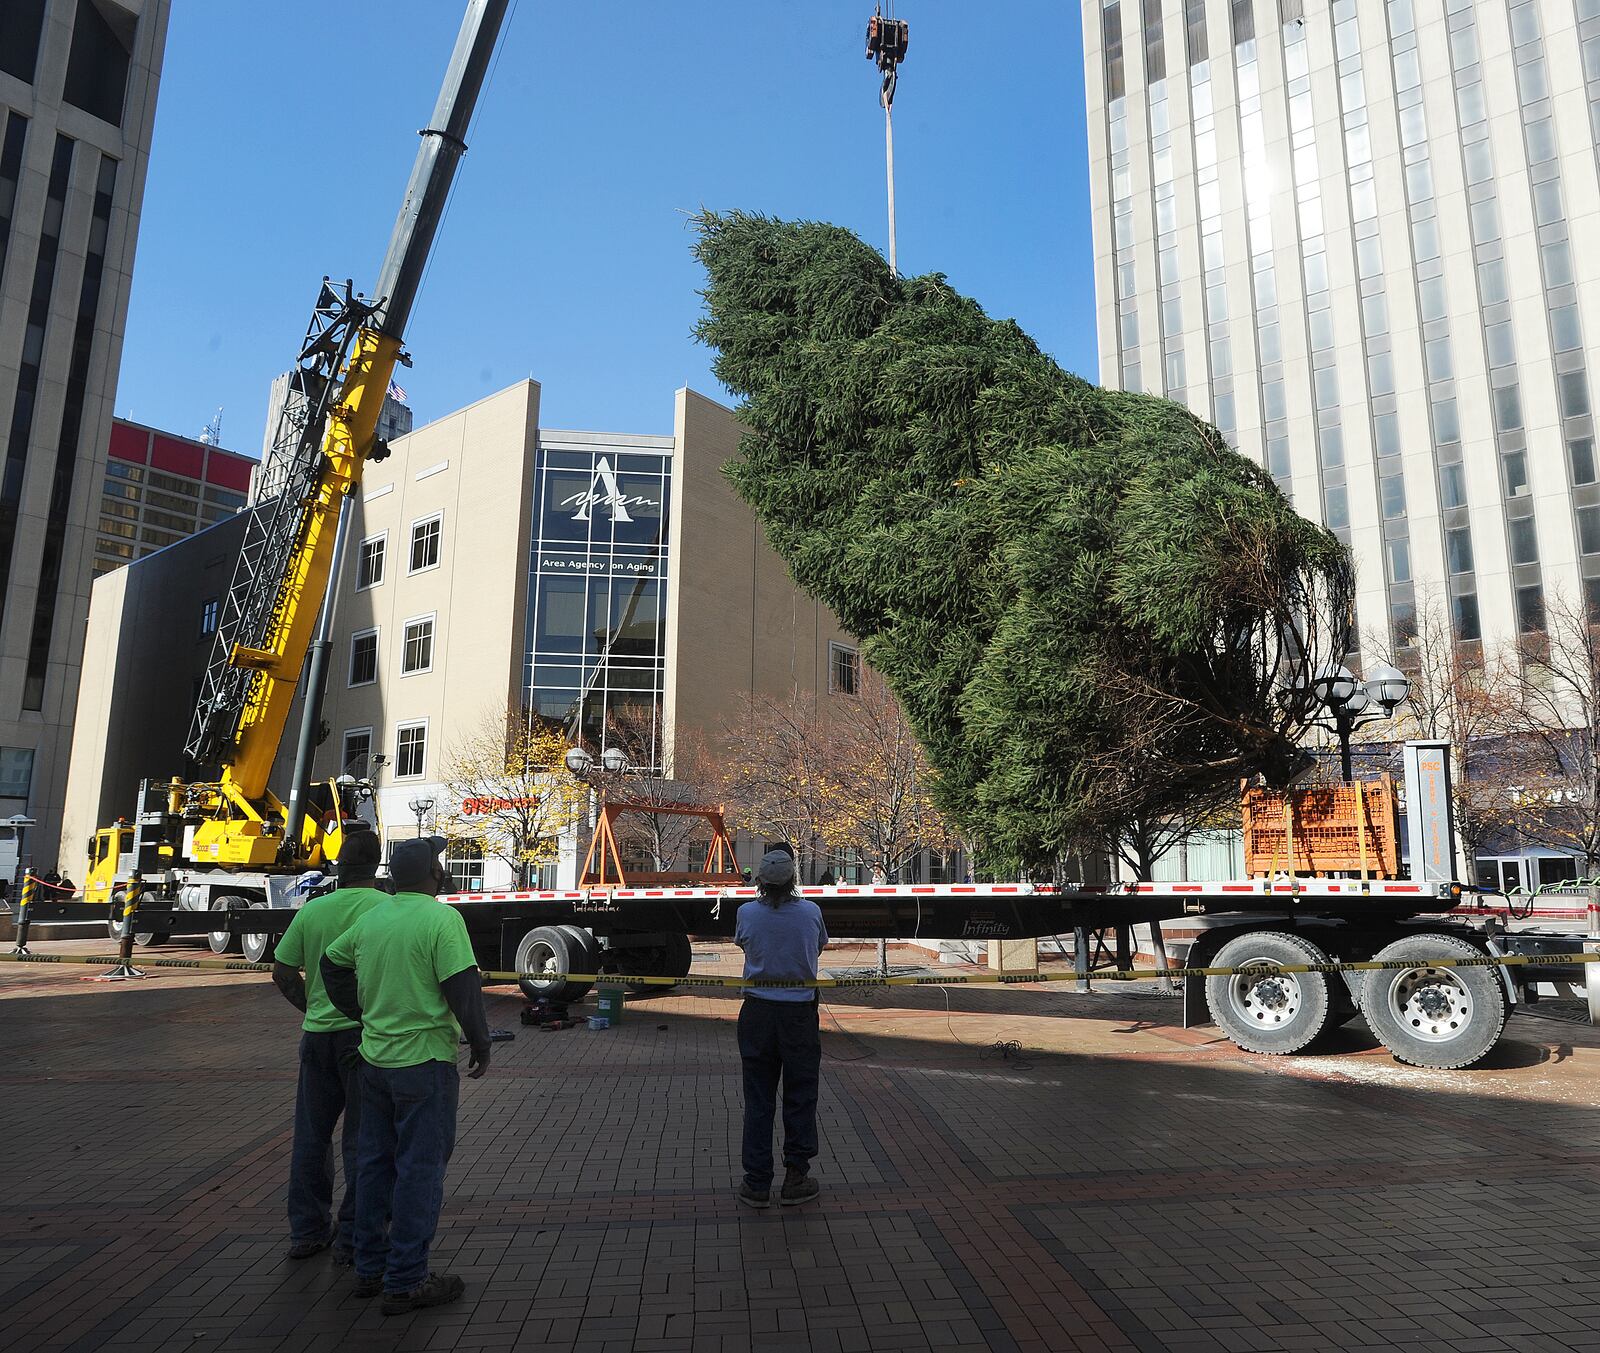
[323,892,479,1068]
[274,886,389,1033]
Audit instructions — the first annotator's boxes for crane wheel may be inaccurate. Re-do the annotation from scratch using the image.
[208,895,248,955]
[515,925,593,1004]
[1205,931,1337,1055]
[1360,933,1507,1069]
[241,902,277,964]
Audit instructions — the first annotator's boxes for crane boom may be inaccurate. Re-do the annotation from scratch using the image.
[180,0,511,869]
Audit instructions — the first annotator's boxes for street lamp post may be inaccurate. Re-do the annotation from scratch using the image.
[406,796,435,838]
[564,746,628,887]
[1308,662,1412,782]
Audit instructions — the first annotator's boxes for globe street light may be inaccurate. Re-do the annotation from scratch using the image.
[1308,662,1411,782]
[406,796,435,838]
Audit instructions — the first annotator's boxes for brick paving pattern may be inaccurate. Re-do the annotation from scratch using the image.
[3,941,1600,1350]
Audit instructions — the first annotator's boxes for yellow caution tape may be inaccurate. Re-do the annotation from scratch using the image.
[2,950,1598,985]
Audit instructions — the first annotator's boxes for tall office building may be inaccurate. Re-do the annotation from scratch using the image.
[1084,0,1600,659]
[96,417,253,575]
[0,2,169,842]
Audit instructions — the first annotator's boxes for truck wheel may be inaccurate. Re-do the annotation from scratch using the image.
[1206,931,1336,1055]
[557,925,600,977]
[622,932,693,994]
[1361,934,1507,1070]
[207,897,243,955]
[515,925,593,1004]
[241,903,277,964]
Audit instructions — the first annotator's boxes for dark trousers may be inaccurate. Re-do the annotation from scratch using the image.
[353,1060,459,1294]
[738,996,821,1190]
[287,1028,364,1248]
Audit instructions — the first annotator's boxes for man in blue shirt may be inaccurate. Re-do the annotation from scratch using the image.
[733,848,828,1207]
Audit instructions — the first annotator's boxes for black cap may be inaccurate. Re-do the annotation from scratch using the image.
[389,835,448,891]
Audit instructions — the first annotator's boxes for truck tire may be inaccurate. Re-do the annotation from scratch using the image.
[1205,931,1336,1055]
[1360,933,1507,1070]
[623,932,693,995]
[241,902,277,964]
[208,896,244,955]
[515,925,593,1004]
[557,925,600,977]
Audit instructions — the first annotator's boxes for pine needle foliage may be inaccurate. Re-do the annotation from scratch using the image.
[693,212,1355,875]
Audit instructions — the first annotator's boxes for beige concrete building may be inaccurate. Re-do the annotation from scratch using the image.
[60,381,858,887]
[0,0,169,852]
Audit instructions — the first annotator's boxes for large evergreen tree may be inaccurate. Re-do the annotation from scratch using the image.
[694,212,1354,875]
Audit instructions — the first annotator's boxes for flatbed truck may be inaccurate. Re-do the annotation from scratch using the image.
[94,867,1590,1072]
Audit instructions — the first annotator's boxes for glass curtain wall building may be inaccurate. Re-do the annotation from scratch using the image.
[1083,0,1600,659]
[526,433,673,769]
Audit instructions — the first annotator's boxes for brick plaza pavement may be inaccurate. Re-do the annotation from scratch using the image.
[3,941,1600,1352]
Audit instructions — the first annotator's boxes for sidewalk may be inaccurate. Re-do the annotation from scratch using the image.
[2,941,1600,1351]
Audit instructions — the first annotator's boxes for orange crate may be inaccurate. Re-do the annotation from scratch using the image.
[1242,775,1400,878]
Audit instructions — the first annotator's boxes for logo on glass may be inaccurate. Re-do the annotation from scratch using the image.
[560,456,660,524]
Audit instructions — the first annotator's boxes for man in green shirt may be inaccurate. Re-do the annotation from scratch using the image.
[321,835,489,1315]
[272,827,387,1263]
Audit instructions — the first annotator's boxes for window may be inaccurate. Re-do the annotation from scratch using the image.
[349,628,378,686]
[342,727,373,778]
[0,0,46,82]
[401,615,435,675]
[356,534,385,590]
[395,722,427,778]
[1570,439,1597,486]
[200,597,219,636]
[1381,473,1407,519]
[1503,452,1529,498]
[1580,507,1600,556]
[1387,538,1412,584]
[1452,592,1482,642]
[1560,371,1591,421]
[409,514,441,573]
[1516,584,1546,634]
[63,0,135,127]
[1445,527,1475,575]
[447,839,485,892]
[1508,515,1539,565]
[829,642,860,696]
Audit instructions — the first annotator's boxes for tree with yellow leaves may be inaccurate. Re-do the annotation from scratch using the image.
[439,707,584,887]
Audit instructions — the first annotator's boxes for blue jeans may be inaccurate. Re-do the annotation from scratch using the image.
[353,1059,459,1293]
[287,1028,364,1248]
[738,996,821,1190]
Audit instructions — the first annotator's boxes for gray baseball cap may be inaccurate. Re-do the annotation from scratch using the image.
[389,835,448,891]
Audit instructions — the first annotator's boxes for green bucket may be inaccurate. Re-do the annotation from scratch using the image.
[594,985,625,1027]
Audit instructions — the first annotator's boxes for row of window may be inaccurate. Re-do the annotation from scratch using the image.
[353,514,442,591]
[0,0,135,128]
[342,723,428,781]
[348,616,436,686]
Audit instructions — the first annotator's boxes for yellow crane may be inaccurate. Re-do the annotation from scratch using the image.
[85,0,511,954]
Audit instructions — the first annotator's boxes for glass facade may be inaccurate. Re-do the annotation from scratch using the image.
[1444,0,1545,632]
[1230,0,1293,496]
[1104,1,1141,394]
[1185,0,1233,438]
[525,441,672,766]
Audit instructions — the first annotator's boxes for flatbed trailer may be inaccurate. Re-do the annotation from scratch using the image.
[101,872,1597,1070]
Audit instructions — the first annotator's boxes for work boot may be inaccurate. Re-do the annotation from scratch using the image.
[737,1182,770,1209]
[352,1274,383,1299]
[780,1167,820,1207]
[381,1272,465,1316]
[286,1230,332,1260]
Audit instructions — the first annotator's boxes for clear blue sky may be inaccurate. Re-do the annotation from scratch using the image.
[117,1,1096,452]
